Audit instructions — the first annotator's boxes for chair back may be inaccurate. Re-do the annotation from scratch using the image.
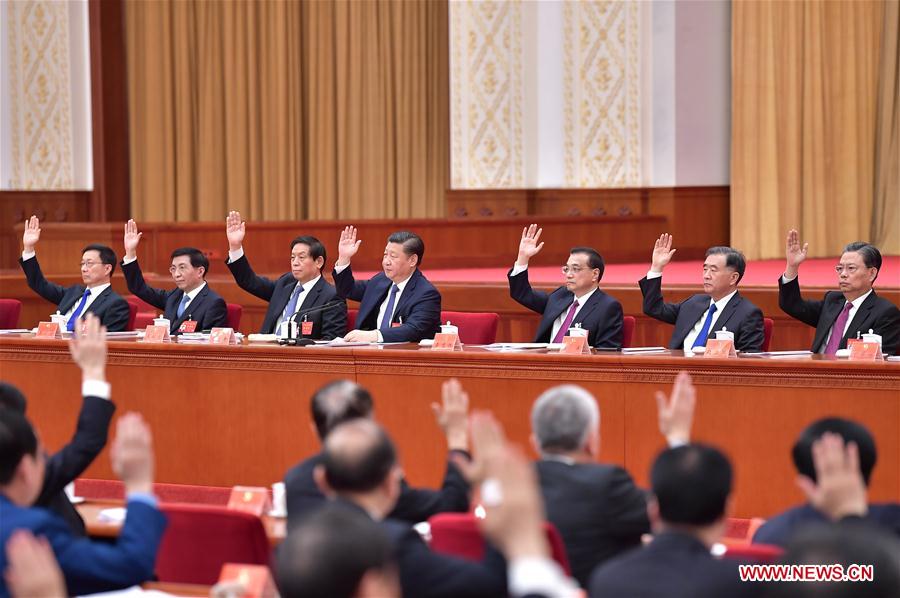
[721,543,783,564]
[440,311,500,344]
[226,303,243,331]
[723,517,766,547]
[133,312,155,330]
[0,299,22,329]
[74,479,232,505]
[762,317,774,352]
[622,315,636,348]
[347,309,359,334]
[125,301,139,331]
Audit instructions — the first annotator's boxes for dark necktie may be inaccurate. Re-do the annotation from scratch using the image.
[67,289,91,332]
[692,303,718,348]
[380,284,400,333]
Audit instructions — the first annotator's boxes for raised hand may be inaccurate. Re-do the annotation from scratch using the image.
[110,412,155,495]
[650,233,677,272]
[22,216,41,251]
[656,371,696,446]
[336,225,362,266]
[432,378,470,452]
[226,211,246,251]
[123,219,143,259]
[516,224,544,266]
[796,432,868,521]
[69,313,107,382]
[785,229,808,278]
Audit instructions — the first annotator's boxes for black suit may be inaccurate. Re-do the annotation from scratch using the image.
[589,531,761,598]
[19,256,130,331]
[778,277,900,355]
[753,502,900,547]
[121,259,227,333]
[35,395,116,536]
[284,451,470,527]
[508,269,624,348]
[335,498,507,598]
[226,255,346,338]
[639,276,765,352]
[536,460,649,588]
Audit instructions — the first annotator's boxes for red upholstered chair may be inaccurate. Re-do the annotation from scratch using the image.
[622,315,636,348]
[125,301,139,331]
[133,312,155,330]
[762,317,774,352]
[723,517,766,547]
[226,303,243,331]
[428,513,571,575]
[0,299,22,329]
[347,309,358,333]
[440,311,499,344]
[721,543,783,564]
[156,504,271,584]
[74,479,232,505]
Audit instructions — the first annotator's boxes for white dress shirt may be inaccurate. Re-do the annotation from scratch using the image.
[176,282,208,318]
[282,276,322,322]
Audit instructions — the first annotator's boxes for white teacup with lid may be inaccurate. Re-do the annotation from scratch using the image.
[568,323,588,338]
[440,321,459,336]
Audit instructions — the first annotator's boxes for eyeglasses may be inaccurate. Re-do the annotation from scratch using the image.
[561,265,591,275]
[169,264,194,274]
[79,261,102,268]
[834,265,860,274]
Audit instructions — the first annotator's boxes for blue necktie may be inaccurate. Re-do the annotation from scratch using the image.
[379,284,400,333]
[67,289,92,331]
[281,284,303,325]
[177,294,191,318]
[692,303,718,348]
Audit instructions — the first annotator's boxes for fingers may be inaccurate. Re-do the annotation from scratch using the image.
[795,474,817,502]
[521,224,541,241]
[655,390,669,418]
[802,242,808,255]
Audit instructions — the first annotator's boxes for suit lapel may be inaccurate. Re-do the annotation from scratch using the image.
[813,296,846,350]
[358,275,392,327]
[59,286,88,314]
[841,291,878,344]
[391,271,420,320]
[537,290,573,340]
[572,291,601,326]
[673,296,709,347]
[173,286,208,328]
[298,278,324,312]
[710,293,741,335]
[85,287,110,315]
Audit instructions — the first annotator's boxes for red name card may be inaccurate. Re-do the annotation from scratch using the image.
[849,341,881,361]
[210,327,238,345]
[227,486,270,516]
[432,332,462,351]
[560,336,591,355]
[704,339,736,358]
[301,320,314,336]
[178,319,198,333]
[142,325,170,343]
[35,322,62,339]
[218,563,278,598]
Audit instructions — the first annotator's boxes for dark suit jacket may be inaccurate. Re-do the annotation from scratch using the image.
[122,259,227,333]
[333,266,441,342]
[334,498,507,598]
[752,502,900,547]
[508,269,624,348]
[284,451,470,527]
[536,460,649,588]
[589,531,761,598]
[778,277,900,355]
[227,255,346,338]
[0,495,166,598]
[639,276,765,352]
[35,395,115,536]
[19,256,130,331]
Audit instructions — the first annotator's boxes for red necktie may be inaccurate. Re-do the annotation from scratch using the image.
[553,300,579,343]
[824,302,852,355]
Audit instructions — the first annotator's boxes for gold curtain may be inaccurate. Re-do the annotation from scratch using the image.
[731,0,888,260]
[126,0,448,222]
[872,0,900,254]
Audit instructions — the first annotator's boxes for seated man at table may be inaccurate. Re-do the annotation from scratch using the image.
[122,220,227,334]
[509,224,623,348]
[18,216,130,332]
[316,419,507,597]
[225,211,346,339]
[639,234,764,352]
[333,226,440,343]
[284,379,469,526]
[0,409,167,596]
[753,417,900,546]
[779,231,900,355]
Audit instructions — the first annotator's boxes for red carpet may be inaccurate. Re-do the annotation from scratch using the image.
[356,256,900,288]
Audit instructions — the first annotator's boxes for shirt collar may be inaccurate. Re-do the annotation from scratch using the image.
[574,287,598,304]
[182,281,207,301]
[710,289,738,311]
[296,275,321,292]
[848,289,873,309]
[87,283,111,296]
[541,454,576,465]
[391,272,414,293]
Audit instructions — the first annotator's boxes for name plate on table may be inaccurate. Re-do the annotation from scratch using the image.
[432,332,462,351]
[560,336,591,355]
[227,486,270,516]
[178,320,198,333]
[210,327,238,345]
[301,320,314,336]
[142,325,170,343]
[704,339,736,358]
[218,564,278,598]
[849,341,881,361]
[35,322,62,339]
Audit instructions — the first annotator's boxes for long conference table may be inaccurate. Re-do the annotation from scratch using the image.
[1,335,897,519]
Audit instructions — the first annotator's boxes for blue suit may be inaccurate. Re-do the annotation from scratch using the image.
[0,495,166,597]
[753,502,900,547]
[333,266,441,342]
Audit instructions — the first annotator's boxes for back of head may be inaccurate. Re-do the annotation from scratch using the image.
[311,380,374,440]
[705,246,746,283]
[793,418,877,485]
[0,383,27,414]
[0,409,38,485]
[387,231,424,267]
[276,506,395,598]
[322,419,397,493]
[170,247,210,277]
[651,444,732,526]
[531,384,599,454]
[82,243,118,276]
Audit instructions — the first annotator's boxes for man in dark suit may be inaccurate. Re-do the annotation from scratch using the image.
[639,233,765,352]
[121,219,227,334]
[508,224,624,348]
[316,419,507,597]
[225,211,346,339]
[753,418,900,546]
[779,231,900,355]
[284,379,470,526]
[333,226,440,343]
[589,444,759,598]
[18,216,130,332]
[0,317,167,597]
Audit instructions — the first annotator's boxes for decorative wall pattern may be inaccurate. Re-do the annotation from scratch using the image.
[450,0,524,188]
[563,1,641,187]
[6,0,75,189]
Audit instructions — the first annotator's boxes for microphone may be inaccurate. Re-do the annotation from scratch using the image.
[279,300,346,346]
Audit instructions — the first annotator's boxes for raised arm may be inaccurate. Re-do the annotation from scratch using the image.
[784,229,809,281]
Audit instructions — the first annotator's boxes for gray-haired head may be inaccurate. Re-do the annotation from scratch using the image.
[531,385,600,455]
